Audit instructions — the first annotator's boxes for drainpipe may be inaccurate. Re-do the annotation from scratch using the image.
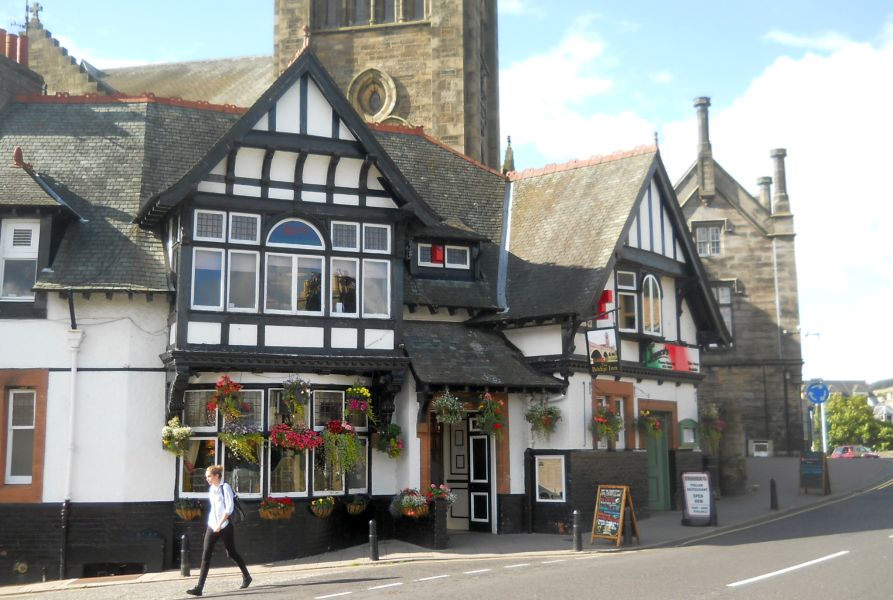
[60,294,85,580]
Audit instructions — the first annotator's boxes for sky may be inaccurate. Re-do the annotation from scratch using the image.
[1,1,890,384]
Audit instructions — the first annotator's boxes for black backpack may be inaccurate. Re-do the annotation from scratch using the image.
[225,483,246,525]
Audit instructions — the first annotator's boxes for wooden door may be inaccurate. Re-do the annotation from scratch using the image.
[646,413,671,511]
[444,420,470,530]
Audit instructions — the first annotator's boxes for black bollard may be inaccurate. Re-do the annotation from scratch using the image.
[770,478,779,511]
[180,534,190,577]
[572,510,582,551]
[369,519,379,561]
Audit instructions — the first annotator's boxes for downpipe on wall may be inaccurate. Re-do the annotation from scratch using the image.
[60,294,84,580]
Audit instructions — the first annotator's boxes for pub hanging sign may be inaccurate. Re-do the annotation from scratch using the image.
[586,329,619,374]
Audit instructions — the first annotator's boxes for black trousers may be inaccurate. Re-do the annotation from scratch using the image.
[195,524,250,590]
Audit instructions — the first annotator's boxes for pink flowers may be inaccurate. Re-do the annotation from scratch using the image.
[270,423,323,451]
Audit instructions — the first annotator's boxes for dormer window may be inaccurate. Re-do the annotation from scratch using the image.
[418,243,470,269]
[1,220,39,301]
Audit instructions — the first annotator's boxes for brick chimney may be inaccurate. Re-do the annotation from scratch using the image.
[17,34,27,68]
[756,176,772,211]
[5,33,18,62]
[694,97,715,202]
[770,148,791,214]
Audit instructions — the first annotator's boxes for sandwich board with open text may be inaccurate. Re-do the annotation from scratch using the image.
[590,484,640,546]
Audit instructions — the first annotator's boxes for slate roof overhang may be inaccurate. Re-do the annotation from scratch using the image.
[0,163,84,221]
[136,48,442,230]
[402,321,565,391]
[162,349,410,375]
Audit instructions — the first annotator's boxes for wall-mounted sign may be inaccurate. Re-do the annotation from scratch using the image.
[586,329,619,373]
[645,342,699,373]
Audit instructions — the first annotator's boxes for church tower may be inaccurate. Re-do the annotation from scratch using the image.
[274,0,500,169]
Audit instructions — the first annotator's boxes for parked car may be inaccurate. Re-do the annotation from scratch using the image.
[829,445,879,459]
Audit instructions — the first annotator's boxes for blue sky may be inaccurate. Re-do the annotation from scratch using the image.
[2,1,891,384]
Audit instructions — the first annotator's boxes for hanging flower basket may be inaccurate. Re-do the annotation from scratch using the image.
[432,390,465,425]
[345,384,375,423]
[219,422,264,463]
[345,494,370,515]
[425,484,456,504]
[207,375,251,420]
[259,497,295,520]
[281,376,312,423]
[322,420,361,475]
[174,499,203,521]
[393,488,428,518]
[161,416,193,457]
[310,496,335,518]
[592,407,624,439]
[477,392,505,437]
[525,401,561,440]
[270,423,323,452]
[402,504,429,518]
[373,423,404,459]
[636,410,663,437]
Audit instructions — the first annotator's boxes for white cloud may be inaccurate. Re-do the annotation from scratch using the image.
[500,24,656,164]
[764,29,853,51]
[659,39,893,383]
[650,70,673,84]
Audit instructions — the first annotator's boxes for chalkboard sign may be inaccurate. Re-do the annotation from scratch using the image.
[590,485,640,546]
[799,452,830,495]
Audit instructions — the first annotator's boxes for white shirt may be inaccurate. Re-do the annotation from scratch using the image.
[207,482,234,530]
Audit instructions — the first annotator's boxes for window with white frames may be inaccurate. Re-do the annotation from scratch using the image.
[228,213,260,244]
[694,224,721,257]
[445,245,470,269]
[194,210,225,242]
[331,222,359,251]
[227,250,259,312]
[5,389,35,484]
[268,389,309,496]
[265,254,324,314]
[313,391,346,494]
[642,274,662,335]
[362,224,390,253]
[1,220,40,301]
[617,271,637,332]
[192,248,224,310]
[331,258,358,316]
[535,455,565,502]
[712,283,734,336]
[417,243,442,267]
[362,259,390,318]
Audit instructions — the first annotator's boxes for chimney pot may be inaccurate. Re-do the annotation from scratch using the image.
[5,33,17,62]
[17,35,27,68]
[770,148,790,214]
[693,96,715,201]
[756,176,772,211]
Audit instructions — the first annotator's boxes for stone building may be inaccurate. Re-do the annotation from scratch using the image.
[675,98,804,476]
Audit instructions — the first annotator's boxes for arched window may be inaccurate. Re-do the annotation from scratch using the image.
[265,219,326,315]
[642,274,662,335]
[267,219,325,249]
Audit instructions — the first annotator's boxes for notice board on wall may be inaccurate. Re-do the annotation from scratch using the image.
[590,484,640,546]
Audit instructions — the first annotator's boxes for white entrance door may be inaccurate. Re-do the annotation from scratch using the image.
[444,420,470,530]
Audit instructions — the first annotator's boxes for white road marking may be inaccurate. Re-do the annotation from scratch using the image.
[727,550,850,587]
[417,574,450,581]
[574,555,598,560]
[368,582,403,590]
[314,593,352,599]
[463,568,492,574]
[541,559,566,564]
[504,563,529,569]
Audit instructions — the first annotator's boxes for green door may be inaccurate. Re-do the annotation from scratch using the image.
[646,413,671,511]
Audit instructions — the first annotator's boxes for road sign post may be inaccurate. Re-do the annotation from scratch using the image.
[805,382,830,453]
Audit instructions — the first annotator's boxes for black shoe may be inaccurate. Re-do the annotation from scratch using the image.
[186,588,202,597]
[240,575,252,589]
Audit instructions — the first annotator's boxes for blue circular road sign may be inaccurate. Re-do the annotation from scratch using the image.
[806,382,830,405]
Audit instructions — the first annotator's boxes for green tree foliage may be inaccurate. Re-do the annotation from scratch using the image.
[818,393,893,451]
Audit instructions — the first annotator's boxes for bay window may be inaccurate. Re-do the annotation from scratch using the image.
[617,270,637,332]
[331,258,358,316]
[227,250,259,311]
[362,259,390,318]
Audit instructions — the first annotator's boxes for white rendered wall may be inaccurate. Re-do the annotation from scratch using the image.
[679,298,697,345]
[661,275,679,342]
[502,325,562,357]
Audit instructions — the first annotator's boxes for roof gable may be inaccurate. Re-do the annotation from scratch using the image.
[137,48,439,228]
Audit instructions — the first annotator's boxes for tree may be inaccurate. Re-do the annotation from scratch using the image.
[820,393,892,450]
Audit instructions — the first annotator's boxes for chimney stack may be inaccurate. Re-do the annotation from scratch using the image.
[0,30,6,59]
[694,97,715,201]
[756,176,772,211]
[17,35,27,68]
[5,33,17,63]
[770,148,790,214]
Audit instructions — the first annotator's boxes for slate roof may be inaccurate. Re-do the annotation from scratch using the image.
[0,101,238,291]
[404,242,500,310]
[0,161,62,208]
[403,321,563,389]
[101,56,274,109]
[494,148,658,321]
[373,127,507,243]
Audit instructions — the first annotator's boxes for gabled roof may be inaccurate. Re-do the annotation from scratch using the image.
[137,48,440,229]
[0,100,238,292]
[497,147,658,321]
[403,321,564,389]
[102,56,274,109]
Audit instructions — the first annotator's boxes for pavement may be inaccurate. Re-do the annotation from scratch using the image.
[4,456,893,597]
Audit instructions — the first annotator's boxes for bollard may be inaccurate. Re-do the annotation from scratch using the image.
[709,491,718,526]
[369,519,379,561]
[572,510,582,551]
[180,534,190,577]
[770,478,779,511]
[622,506,632,546]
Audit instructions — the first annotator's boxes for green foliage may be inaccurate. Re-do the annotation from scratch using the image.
[821,393,891,450]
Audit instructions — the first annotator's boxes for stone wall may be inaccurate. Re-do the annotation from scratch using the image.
[25,22,112,96]
[0,54,43,111]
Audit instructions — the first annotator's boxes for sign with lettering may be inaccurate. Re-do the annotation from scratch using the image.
[590,484,640,546]
[644,342,700,373]
[586,329,619,374]
[681,472,712,526]
[799,451,830,495]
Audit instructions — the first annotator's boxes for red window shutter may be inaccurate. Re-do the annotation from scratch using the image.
[597,290,613,319]
[431,244,444,264]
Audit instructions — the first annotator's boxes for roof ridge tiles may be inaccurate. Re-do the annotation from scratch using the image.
[508,144,657,180]
[13,92,247,114]
[369,122,507,179]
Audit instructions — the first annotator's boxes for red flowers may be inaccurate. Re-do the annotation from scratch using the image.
[326,419,354,434]
[270,423,323,451]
